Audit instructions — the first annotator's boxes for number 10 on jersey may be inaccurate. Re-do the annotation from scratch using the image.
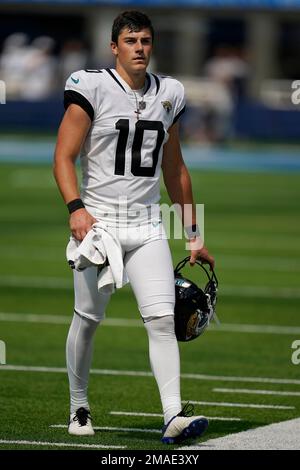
[115,119,165,177]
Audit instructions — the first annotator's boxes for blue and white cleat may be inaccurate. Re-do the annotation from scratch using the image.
[161,403,209,445]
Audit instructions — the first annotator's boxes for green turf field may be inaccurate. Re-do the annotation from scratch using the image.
[0,161,300,450]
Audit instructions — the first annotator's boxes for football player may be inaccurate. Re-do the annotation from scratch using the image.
[53,10,215,444]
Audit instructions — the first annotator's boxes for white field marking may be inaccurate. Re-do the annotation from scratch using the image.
[215,255,300,273]
[209,323,300,335]
[1,312,300,336]
[214,387,300,397]
[187,400,294,410]
[1,275,300,298]
[0,312,141,328]
[178,417,300,450]
[0,364,152,376]
[179,373,300,385]
[221,285,300,299]
[0,312,71,325]
[50,424,160,434]
[0,439,126,449]
[0,248,61,262]
[2,364,300,386]
[1,248,300,272]
[109,411,241,422]
[0,276,72,289]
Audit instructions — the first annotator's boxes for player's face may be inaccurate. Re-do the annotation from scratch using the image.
[111,27,153,75]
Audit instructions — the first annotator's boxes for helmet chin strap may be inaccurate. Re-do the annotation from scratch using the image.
[174,256,218,287]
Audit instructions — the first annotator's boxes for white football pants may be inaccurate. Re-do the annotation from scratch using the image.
[73,222,175,322]
[67,219,182,422]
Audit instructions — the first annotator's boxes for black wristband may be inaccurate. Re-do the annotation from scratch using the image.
[67,198,85,214]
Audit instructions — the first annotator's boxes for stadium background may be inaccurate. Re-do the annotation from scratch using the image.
[0,0,300,451]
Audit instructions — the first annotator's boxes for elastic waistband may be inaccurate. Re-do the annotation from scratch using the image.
[84,204,161,225]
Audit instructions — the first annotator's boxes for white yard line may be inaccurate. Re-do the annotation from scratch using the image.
[50,424,160,434]
[2,249,300,272]
[109,411,241,422]
[111,411,162,417]
[0,364,152,376]
[0,249,61,262]
[1,364,300,386]
[214,387,300,397]
[188,400,294,410]
[212,255,300,273]
[210,323,300,335]
[0,439,126,449]
[178,418,300,450]
[1,275,300,298]
[1,312,300,335]
[0,276,72,289]
[180,373,300,385]
[0,312,72,325]
[0,312,141,327]
[221,285,300,299]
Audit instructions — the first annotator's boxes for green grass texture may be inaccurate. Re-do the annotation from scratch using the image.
[0,162,300,450]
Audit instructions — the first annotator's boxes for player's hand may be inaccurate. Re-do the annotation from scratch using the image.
[69,208,97,241]
[189,239,215,270]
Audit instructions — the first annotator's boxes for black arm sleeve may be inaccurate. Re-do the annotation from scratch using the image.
[64,90,94,121]
[172,106,186,125]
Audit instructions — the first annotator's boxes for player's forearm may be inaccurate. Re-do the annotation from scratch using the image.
[164,165,197,227]
[53,156,80,204]
[53,104,91,205]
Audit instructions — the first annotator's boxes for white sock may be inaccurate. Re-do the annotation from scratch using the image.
[144,315,182,424]
[66,312,99,414]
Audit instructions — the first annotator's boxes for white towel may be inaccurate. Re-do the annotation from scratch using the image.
[66,222,128,294]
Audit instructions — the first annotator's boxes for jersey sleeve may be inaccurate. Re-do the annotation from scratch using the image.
[172,80,186,125]
[64,70,98,121]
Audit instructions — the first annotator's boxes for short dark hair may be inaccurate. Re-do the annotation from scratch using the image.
[111,10,154,44]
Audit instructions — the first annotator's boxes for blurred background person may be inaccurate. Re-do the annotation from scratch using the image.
[201,45,250,142]
[20,35,58,100]
[0,32,30,99]
[204,45,249,101]
[0,1,299,141]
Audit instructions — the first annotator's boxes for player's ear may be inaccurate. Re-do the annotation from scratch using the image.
[111,41,118,57]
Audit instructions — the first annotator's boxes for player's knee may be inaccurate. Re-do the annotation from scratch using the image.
[74,295,107,324]
[74,308,105,324]
[74,290,110,324]
[144,313,176,338]
[139,300,175,320]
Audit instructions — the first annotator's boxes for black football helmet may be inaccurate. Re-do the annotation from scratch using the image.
[174,256,218,342]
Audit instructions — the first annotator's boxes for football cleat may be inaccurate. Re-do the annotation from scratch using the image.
[161,403,209,445]
[68,407,95,436]
[174,256,218,342]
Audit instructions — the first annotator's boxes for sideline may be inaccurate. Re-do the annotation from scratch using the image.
[179,417,300,450]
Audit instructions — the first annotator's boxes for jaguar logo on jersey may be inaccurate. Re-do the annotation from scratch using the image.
[161,100,172,113]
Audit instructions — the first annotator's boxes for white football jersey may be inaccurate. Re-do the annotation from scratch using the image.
[64,68,185,213]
